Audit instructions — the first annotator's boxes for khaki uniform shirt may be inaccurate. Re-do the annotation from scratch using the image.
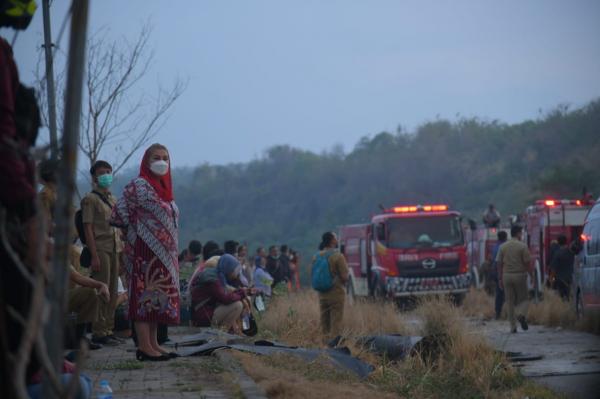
[496,238,531,274]
[81,191,123,253]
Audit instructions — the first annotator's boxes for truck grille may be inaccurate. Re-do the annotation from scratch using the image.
[396,259,460,278]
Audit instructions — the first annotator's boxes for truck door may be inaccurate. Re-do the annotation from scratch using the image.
[360,239,367,275]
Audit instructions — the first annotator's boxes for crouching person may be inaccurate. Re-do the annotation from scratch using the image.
[67,265,110,350]
[190,254,254,334]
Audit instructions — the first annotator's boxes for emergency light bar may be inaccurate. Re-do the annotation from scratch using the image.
[391,204,449,213]
[536,199,593,207]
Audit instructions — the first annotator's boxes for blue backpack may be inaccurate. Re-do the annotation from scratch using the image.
[311,251,334,292]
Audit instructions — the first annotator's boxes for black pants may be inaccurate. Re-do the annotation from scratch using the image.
[494,277,505,318]
[554,279,571,301]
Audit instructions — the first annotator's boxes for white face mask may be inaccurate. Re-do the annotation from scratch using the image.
[150,160,169,176]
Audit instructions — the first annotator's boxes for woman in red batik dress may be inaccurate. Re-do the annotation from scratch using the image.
[111,143,180,361]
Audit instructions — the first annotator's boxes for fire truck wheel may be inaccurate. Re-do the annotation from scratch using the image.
[451,293,465,306]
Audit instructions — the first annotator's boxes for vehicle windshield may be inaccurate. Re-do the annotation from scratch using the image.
[386,215,463,249]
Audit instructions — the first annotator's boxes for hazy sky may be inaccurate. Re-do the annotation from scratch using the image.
[8,0,600,168]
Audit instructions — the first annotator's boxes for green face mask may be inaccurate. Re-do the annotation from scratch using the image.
[97,173,113,188]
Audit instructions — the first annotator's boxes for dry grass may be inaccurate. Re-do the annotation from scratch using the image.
[258,290,409,347]
[463,287,600,335]
[527,289,577,328]
[233,351,396,399]
[462,288,496,320]
[249,291,560,399]
[379,295,533,399]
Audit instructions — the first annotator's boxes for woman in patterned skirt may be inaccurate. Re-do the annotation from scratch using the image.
[111,143,180,361]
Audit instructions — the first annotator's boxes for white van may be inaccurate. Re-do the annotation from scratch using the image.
[574,198,600,317]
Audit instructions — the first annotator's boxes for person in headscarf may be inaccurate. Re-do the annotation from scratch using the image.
[111,143,180,361]
[253,253,273,297]
[190,254,255,333]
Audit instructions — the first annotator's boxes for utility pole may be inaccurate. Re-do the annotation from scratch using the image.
[42,0,89,397]
[42,0,59,158]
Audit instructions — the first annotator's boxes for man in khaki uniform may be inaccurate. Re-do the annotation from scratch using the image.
[81,160,123,345]
[315,232,349,340]
[497,225,532,333]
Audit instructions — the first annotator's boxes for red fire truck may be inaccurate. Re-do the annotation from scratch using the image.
[339,204,471,303]
[524,198,595,298]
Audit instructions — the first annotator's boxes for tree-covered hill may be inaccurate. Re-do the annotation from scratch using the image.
[151,100,600,265]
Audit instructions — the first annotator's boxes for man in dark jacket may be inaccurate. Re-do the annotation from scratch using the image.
[279,245,291,283]
[266,245,284,287]
[549,235,575,301]
[491,231,508,319]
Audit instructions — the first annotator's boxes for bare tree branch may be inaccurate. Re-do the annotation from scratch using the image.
[35,22,187,176]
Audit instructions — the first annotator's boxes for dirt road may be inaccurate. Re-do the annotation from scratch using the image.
[476,319,600,399]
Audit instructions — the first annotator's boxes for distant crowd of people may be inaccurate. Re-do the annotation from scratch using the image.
[176,240,302,334]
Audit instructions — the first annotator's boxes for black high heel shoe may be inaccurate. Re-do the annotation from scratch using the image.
[136,349,169,362]
[157,350,180,358]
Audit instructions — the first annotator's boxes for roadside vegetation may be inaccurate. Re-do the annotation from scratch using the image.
[167,99,600,275]
[462,288,600,335]
[237,290,560,398]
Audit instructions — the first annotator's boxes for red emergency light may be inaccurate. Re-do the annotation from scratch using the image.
[392,204,449,213]
[580,233,591,242]
[536,199,591,208]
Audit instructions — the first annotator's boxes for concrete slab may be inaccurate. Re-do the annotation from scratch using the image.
[477,319,600,399]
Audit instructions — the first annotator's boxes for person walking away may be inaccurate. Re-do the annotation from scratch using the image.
[491,231,508,319]
[549,235,575,301]
[312,232,349,340]
[190,254,255,333]
[82,160,123,346]
[483,204,501,228]
[111,143,180,361]
[497,226,532,333]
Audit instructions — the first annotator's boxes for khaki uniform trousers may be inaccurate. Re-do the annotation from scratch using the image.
[212,301,243,329]
[68,287,100,324]
[91,250,119,337]
[503,272,529,330]
[319,289,345,338]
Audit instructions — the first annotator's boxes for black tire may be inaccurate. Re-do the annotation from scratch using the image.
[451,293,465,306]
[370,273,384,299]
